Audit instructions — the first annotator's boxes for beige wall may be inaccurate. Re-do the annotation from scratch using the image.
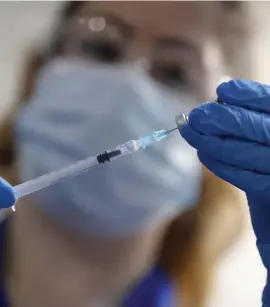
[0,2,60,118]
[247,2,270,83]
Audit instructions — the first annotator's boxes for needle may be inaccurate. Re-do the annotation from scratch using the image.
[167,127,178,133]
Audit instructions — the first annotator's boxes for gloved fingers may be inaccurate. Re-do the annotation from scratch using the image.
[197,151,270,194]
[217,79,270,113]
[180,123,270,174]
[0,177,17,209]
[188,103,270,145]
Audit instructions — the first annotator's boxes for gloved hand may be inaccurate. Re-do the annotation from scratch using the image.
[179,79,270,305]
[0,177,16,209]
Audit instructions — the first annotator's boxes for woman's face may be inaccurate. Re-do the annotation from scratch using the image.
[53,1,225,100]
[9,4,228,305]
[15,1,219,236]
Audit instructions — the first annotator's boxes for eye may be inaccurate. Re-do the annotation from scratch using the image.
[150,62,188,89]
[81,39,124,63]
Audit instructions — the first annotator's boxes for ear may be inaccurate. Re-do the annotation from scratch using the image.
[0,48,45,184]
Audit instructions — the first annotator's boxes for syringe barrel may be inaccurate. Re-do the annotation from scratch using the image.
[14,155,99,199]
[13,140,140,199]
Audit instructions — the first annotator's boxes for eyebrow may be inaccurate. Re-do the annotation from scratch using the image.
[155,37,199,54]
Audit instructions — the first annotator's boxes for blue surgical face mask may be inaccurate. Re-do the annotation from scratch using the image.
[14,58,202,236]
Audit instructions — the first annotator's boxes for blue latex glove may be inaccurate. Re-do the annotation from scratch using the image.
[179,79,270,306]
[0,178,16,209]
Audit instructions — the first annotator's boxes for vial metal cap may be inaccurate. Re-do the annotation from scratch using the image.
[175,113,189,127]
[175,98,223,128]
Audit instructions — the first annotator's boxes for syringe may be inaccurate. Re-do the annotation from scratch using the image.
[12,99,222,211]
[12,128,176,210]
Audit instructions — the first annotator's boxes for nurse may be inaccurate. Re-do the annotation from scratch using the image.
[0,2,247,307]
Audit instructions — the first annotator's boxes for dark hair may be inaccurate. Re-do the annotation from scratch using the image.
[222,1,242,12]
[60,1,242,18]
[48,1,86,56]
[60,1,86,22]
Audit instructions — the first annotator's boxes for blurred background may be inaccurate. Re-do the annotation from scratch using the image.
[0,1,269,307]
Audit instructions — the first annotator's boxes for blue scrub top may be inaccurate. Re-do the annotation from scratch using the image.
[0,218,175,307]
[0,219,9,307]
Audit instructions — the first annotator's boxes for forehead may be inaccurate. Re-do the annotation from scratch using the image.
[74,1,221,43]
